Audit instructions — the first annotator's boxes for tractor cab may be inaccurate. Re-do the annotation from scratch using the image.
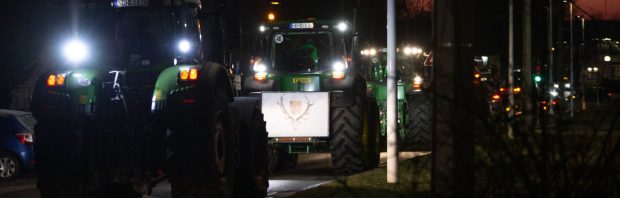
[112,0,203,68]
[261,21,351,73]
[247,20,355,91]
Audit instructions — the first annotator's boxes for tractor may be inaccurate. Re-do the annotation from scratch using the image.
[358,46,433,150]
[244,19,381,176]
[30,0,268,197]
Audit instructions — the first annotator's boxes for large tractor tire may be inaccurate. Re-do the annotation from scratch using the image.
[404,92,433,151]
[330,81,378,175]
[167,84,235,198]
[231,98,270,198]
[35,119,89,198]
[364,98,382,169]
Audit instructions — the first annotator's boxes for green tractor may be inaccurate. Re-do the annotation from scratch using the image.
[244,20,381,175]
[359,46,433,150]
[31,0,268,197]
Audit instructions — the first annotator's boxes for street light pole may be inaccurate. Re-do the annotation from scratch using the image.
[548,0,555,114]
[580,16,586,110]
[386,0,398,184]
[569,1,574,117]
[508,0,515,138]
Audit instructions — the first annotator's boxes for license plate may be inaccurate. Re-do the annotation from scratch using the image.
[293,77,312,84]
[290,23,314,29]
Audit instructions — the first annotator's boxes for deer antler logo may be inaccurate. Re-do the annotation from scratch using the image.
[276,95,315,130]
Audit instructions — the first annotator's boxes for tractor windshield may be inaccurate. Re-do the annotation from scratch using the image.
[115,6,199,68]
[270,31,334,73]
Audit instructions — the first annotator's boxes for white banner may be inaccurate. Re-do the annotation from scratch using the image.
[262,92,329,137]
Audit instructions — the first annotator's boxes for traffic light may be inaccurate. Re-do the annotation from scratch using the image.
[534,75,542,82]
[534,65,542,83]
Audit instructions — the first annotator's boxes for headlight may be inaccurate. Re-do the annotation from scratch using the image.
[332,61,346,80]
[178,39,191,53]
[413,76,423,84]
[368,48,377,56]
[253,61,268,81]
[253,62,267,72]
[337,22,348,32]
[332,61,346,71]
[62,39,88,64]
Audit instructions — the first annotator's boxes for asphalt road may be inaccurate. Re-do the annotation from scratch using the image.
[0,152,421,198]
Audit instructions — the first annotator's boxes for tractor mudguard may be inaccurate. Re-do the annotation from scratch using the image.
[31,68,100,119]
[152,62,234,112]
[152,62,234,129]
[323,73,362,107]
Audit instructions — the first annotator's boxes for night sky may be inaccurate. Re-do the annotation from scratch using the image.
[576,0,620,20]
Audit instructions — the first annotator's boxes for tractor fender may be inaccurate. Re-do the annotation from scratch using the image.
[323,72,365,107]
[31,68,101,119]
[201,62,235,102]
[152,62,234,113]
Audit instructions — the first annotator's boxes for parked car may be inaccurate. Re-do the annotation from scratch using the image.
[0,109,36,181]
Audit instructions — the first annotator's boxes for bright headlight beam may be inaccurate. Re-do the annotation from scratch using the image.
[253,63,267,72]
[337,22,348,32]
[62,39,88,64]
[369,49,377,56]
[178,40,191,53]
[550,90,559,97]
[333,61,346,71]
[414,76,423,84]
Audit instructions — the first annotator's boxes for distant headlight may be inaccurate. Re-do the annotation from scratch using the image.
[253,62,267,72]
[332,61,346,71]
[332,61,346,80]
[62,39,88,64]
[178,39,191,53]
[413,76,423,84]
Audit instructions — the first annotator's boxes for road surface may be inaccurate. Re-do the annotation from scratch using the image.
[0,152,422,198]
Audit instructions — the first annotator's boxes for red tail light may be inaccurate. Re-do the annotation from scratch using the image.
[16,132,34,144]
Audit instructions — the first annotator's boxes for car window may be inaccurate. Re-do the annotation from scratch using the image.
[16,114,36,131]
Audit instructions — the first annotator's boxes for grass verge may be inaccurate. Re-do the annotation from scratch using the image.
[291,154,432,198]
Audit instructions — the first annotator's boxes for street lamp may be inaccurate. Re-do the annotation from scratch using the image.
[604,55,611,62]
[403,46,422,56]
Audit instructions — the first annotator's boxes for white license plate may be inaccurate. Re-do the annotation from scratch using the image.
[289,23,314,29]
[262,92,329,137]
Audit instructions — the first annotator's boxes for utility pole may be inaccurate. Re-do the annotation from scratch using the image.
[548,0,554,114]
[431,0,475,197]
[386,0,398,184]
[569,1,574,117]
[523,0,534,129]
[508,0,515,138]
[580,16,586,110]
